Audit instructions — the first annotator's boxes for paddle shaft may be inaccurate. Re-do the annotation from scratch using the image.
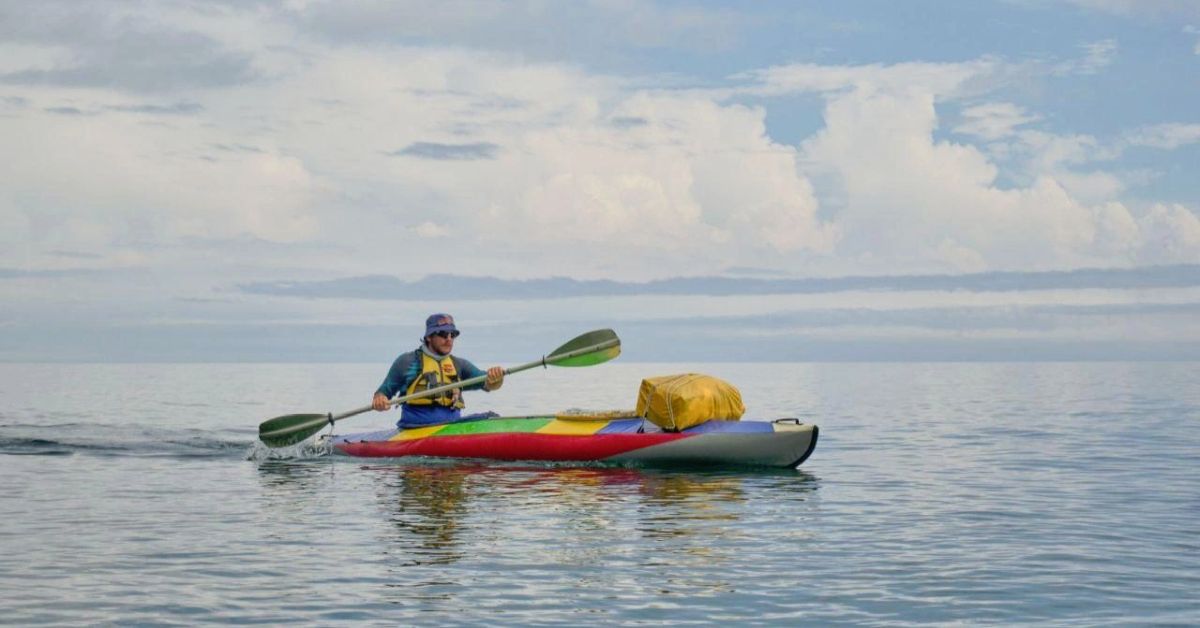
[328,336,621,424]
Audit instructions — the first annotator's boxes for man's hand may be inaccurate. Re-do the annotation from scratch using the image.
[372,392,391,411]
[485,366,505,391]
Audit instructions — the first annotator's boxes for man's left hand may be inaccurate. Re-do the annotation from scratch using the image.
[485,366,505,390]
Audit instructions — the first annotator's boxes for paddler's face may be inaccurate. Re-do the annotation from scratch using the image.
[427,331,456,355]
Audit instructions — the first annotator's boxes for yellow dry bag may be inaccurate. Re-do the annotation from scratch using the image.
[635,373,745,431]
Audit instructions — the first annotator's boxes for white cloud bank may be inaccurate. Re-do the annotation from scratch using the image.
[743,59,1200,271]
[1,1,1197,284]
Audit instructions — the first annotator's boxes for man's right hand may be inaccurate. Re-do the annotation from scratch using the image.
[372,392,391,411]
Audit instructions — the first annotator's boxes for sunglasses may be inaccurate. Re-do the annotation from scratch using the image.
[432,331,460,339]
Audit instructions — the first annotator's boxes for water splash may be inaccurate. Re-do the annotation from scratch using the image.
[244,435,333,461]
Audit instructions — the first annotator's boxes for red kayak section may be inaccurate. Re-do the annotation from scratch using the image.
[336,432,690,461]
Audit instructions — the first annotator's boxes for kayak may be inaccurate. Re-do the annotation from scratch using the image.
[322,415,818,468]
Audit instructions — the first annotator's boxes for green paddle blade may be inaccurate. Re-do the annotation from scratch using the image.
[545,328,621,367]
[258,413,331,448]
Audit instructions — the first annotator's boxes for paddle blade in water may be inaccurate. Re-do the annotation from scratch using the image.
[258,413,331,448]
[545,328,621,367]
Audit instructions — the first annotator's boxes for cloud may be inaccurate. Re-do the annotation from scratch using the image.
[738,59,995,99]
[413,221,451,238]
[0,267,102,279]
[1138,204,1200,264]
[1124,123,1200,149]
[955,102,1041,141]
[474,92,838,261]
[38,101,204,117]
[735,52,1193,268]
[2,2,1197,286]
[391,142,500,161]
[1054,39,1118,76]
[1,106,324,258]
[796,82,1123,271]
[970,120,1197,205]
[13,40,826,276]
[1054,0,1200,20]
[105,101,204,115]
[43,106,90,116]
[211,143,264,154]
[984,129,1130,204]
[286,0,753,55]
[0,3,259,93]
[1010,130,1118,170]
[726,57,1200,271]
[610,116,649,129]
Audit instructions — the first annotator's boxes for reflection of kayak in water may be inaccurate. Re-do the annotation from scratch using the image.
[321,416,818,468]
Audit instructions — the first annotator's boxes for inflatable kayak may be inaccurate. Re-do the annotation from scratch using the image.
[322,415,818,468]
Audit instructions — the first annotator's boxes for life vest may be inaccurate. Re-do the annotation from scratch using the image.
[404,350,465,409]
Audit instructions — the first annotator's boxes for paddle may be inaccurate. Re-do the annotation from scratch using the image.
[257,328,621,448]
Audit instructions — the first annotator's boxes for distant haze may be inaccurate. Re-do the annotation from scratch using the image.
[239,265,1200,300]
[3,265,1198,362]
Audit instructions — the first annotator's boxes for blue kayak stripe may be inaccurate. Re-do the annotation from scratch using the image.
[333,428,398,443]
[595,418,646,434]
[594,419,774,434]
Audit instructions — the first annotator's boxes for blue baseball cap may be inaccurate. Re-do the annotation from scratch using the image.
[424,313,459,337]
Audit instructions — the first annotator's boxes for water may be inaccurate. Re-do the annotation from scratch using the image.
[1,362,1198,625]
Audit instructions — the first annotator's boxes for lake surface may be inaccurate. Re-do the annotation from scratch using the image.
[2,362,1198,625]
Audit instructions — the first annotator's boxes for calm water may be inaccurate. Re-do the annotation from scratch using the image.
[1,362,1197,626]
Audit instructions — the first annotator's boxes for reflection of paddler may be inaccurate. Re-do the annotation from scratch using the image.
[641,476,745,535]
[639,474,745,510]
[387,466,472,562]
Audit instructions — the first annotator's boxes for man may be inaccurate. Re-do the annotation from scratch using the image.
[372,313,505,428]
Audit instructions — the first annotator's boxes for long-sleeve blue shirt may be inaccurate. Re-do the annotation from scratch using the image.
[375,346,489,426]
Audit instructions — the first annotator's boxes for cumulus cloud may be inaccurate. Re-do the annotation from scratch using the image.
[955,102,1041,141]
[0,103,323,263]
[481,93,837,261]
[973,119,1198,205]
[736,59,1173,271]
[1,1,1198,283]
[0,2,259,93]
[1138,204,1200,264]
[1,34,840,278]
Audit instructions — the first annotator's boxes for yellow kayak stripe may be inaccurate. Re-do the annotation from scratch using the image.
[535,419,609,436]
[389,425,447,441]
[386,417,610,440]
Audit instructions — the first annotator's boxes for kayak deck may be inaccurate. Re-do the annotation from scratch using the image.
[325,416,818,468]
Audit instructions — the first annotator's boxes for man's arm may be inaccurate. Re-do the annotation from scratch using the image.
[373,353,417,411]
[454,357,504,391]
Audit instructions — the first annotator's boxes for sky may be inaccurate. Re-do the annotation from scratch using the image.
[1,0,1198,362]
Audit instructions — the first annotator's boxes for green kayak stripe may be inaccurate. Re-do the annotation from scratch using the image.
[435,417,553,436]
